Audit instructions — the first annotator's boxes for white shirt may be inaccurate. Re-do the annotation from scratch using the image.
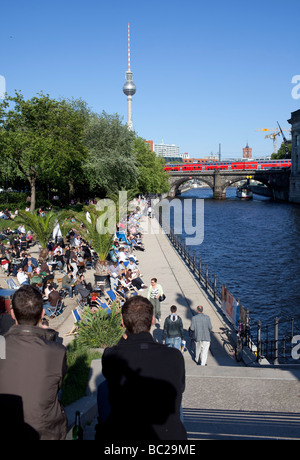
[17,271,29,285]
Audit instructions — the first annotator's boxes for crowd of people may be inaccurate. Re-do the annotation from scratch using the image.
[0,199,214,441]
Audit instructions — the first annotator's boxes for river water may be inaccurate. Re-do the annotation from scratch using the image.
[171,187,300,333]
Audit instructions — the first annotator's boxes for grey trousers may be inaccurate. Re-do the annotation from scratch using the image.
[150,297,161,319]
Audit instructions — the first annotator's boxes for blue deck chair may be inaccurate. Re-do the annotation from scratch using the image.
[116,231,128,244]
[65,308,81,336]
[95,298,111,315]
[105,289,117,305]
[6,278,19,290]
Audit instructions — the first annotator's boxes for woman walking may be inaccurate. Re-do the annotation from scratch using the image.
[147,277,164,322]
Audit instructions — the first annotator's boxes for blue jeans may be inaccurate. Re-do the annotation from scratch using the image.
[63,286,73,298]
[165,337,181,350]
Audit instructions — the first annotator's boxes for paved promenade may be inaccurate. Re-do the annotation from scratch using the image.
[65,216,300,440]
[1,215,299,440]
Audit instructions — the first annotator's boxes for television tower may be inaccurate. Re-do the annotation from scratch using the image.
[123,23,136,131]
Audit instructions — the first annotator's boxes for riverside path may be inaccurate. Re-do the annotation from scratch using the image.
[5,213,297,440]
[70,215,300,440]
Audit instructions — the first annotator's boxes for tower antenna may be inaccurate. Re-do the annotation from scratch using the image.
[128,22,131,71]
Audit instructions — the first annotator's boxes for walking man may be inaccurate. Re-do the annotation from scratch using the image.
[189,305,212,366]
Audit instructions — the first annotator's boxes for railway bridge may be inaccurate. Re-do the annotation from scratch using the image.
[167,169,291,201]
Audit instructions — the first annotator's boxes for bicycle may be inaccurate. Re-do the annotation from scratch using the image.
[235,321,246,362]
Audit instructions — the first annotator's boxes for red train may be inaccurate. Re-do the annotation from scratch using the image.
[164,159,291,172]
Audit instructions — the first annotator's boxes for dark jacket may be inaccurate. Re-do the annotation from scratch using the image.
[0,324,67,440]
[162,314,184,340]
[77,281,90,299]
[48,289,60,307]
[98,331,187,441]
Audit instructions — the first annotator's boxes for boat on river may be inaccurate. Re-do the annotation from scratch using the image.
[236,185,253,200]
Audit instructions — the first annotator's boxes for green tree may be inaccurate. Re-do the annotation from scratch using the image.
[0,91,87,210]
[84,112,139,194]
[271,142,291,159]
[133,137,170,194]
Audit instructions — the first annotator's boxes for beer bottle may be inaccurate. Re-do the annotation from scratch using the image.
[72,411,83,440]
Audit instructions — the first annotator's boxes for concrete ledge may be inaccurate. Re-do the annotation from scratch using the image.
[65,395,98,439]
[65,358,104,438]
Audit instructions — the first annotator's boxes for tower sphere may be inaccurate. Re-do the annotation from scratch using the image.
[123,77,136,96]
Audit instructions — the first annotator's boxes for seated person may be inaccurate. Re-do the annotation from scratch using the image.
[54,251,64,271]
[77,274,92,303]
[62,271,75,298]
[12,252,28,276]
[43,283,61,317]
[17,267,30,286]
[107,261,120,289]
[27,255,38,268]
[1,249,11,275]
[30,267,43,286]
[127,259,140,276]
[125,269,147,291]
[117,248,128,263]
[26,260,34,276]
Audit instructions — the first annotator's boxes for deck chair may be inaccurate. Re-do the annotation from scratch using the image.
[116,231,128,244]
[76,294,88,313]
[104,289,118,305]
[95,298,111,315]
[65,308,81,336]
[6,278,19,290]
[44,299,64,320]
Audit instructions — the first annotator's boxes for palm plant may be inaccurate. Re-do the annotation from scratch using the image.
[66,204,114,263]
[15,210,66,252]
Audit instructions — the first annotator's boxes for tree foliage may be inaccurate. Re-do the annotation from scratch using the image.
[271,142,291,159]
[15,210,66,249]
[84,112,139,194]
[64,204,114,262]
[0,92,170,206]
[0,91,87,210]
[133,137,170,194]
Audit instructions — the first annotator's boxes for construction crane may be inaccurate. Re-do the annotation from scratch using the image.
[277,121,291,158]
[256,127,290,155]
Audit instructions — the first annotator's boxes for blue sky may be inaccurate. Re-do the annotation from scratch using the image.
[1,0,300,158]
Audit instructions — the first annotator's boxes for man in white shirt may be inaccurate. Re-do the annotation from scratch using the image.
[117,248,128,263]
[17,268,30,286]
[108,262,120,289]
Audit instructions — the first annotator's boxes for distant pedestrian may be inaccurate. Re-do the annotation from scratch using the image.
[147,277,164,322]
[162,305,184,350]
[189,305,212,366]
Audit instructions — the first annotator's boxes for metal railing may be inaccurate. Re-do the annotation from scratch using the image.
[166,226,300,365]
[255,316,299,364]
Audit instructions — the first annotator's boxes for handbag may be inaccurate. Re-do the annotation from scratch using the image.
[159,293,166,302]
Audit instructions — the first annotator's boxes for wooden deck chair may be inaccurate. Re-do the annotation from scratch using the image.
[106,287,128,306]
[44,299,64,320]
[76,295,87,313]
[104,289,118,305]
[95,298,112,315]
[65,308,81,336]
[6,278,19,290]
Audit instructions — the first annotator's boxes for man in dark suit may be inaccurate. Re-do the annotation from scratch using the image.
[96,295,187,441]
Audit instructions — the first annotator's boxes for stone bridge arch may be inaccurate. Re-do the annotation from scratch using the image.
[167,169,290,201]
[168,175,214,198]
